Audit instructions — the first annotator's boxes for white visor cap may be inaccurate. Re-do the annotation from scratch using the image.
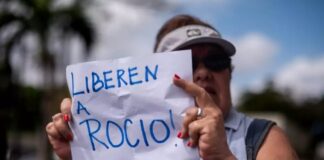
[156,25,235,56]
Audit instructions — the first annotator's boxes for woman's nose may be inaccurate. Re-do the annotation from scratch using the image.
[193,63,211,82]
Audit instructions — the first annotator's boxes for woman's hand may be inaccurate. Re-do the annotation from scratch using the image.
[173,75,236,160]
[45,98,73,160]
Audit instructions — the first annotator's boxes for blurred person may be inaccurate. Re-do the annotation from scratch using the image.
[46,14,298,160]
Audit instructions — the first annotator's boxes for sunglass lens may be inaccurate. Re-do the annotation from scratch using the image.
[192,57,199,71]
[204,56,231,71]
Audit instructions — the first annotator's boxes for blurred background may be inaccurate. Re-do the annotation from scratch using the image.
[0,0,323,159]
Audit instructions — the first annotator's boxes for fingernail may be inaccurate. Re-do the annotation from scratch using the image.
[177,132,182,138]
[184,132,189,138]
[66,133,73,141]
[174,74,181,80]
[63,114,70,122]
[187,141,192,147]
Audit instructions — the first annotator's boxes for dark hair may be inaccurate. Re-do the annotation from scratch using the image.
[153,14,216,52]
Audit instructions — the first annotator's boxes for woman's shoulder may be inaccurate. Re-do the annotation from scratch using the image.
[257,126,298,159]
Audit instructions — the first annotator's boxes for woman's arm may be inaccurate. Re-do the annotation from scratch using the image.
[257,126,299,160]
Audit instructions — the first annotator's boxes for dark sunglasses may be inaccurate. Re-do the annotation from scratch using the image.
[192,54,231,71]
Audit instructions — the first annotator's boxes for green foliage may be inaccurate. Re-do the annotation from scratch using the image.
[0,84,42,132]
[237,81,324,128]
[0,0,95,76]
[0,0,96,142]
[0,1,95,158]
[14,87,42,131]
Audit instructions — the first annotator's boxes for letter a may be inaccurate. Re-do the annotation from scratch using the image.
[77,101,91,115]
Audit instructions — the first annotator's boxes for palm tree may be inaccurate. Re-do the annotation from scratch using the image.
[0,0,95,159]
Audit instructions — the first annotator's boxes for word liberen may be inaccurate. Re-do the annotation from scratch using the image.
[70,65,159,97]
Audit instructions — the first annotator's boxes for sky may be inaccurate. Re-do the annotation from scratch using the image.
[20,0,324,105]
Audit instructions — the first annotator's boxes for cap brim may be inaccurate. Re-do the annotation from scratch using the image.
[174,37,236,56]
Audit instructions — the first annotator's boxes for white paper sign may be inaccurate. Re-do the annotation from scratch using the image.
[66,50,199,160]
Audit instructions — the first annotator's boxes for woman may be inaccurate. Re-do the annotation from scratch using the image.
[46,14,298,160]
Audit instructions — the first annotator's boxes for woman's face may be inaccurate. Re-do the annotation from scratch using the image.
[187,44,232,116]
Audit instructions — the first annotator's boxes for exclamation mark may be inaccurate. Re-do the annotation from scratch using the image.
[169,109,177,147]
[169,109,175,130]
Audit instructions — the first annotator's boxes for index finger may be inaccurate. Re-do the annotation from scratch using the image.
[173,76,212,106]
[173,76,205,98]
